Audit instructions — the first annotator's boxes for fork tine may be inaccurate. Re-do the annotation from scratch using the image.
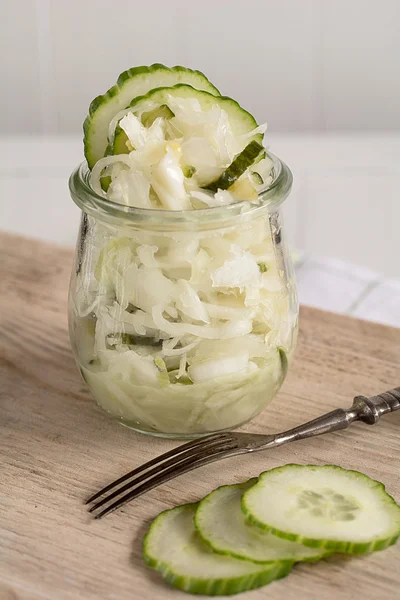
[94,447,237,519]
[86,432,232,505]
[89,437,234,513]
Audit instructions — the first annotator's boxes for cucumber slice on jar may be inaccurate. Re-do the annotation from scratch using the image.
[195,479,329,564]
[242,464,400,554]
[143,503,292,596]
[83,64,220,168]
[107,84,263,162]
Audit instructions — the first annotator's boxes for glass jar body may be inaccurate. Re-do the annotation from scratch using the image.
[68,180,298,438]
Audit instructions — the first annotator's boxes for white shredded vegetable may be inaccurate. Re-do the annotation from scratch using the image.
[152,304,252,340]
[151,143,191,210]
[94,92,273,210]
[91,154,132,195]
[175,280,210,323]
[162,338,199,357]
[210,245,261,289]
[72,212,297,433]
[188,351,250,383]
[119,113,164,150]
[177,353,187,379]
[190,189,235,208]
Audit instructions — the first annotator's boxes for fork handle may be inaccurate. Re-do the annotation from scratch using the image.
[271,387,400,447]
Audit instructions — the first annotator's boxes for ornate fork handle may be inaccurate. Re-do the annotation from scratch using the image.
[266,387,400,449]
[353,388,400,423]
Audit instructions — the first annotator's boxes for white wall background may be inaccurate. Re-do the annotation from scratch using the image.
[1,1,400,278]
[2,0,400,134]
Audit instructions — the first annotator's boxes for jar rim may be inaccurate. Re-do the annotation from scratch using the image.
[69,152,292,230]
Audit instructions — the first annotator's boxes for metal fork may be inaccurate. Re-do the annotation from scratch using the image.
[86,387,400,519]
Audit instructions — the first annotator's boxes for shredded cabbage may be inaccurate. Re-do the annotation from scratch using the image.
[176,280,210,323]
[188,352,250,383]
[91,92,272,210]
[119,113,165,150]
[162,337,199,357]
[210,245,261,290]
[80,346,286,434]
[151,142,191,210]
[71,210,297,434]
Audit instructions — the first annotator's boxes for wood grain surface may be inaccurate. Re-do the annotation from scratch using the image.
[1,232,399,600]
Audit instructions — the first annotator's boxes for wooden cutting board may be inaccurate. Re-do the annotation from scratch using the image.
[1,232,399,600]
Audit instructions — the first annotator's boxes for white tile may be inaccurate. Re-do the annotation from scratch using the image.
[183,0,318,132]
[302,256,379,283]
[302,172,400,278]
[0,176,80,246]
[0,1,42,133]
[352,280,400,328]
[321,0,400,130]
[0,135,82,171]
[262,134,400,257]
[296,257,377,313]
[35,0,58,133]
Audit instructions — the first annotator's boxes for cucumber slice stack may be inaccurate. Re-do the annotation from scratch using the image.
[143,465,400,596]
[83,63,220,169]
[83,63,269,203]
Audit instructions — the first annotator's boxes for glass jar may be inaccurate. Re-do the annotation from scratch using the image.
[68,155,298,438]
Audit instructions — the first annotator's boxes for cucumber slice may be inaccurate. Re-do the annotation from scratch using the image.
[107,84,262,160]
[195,479,329,564]
[84,64,219,168]
[143,504,292,596]
[204,141,264,192]
[242,465,400,554]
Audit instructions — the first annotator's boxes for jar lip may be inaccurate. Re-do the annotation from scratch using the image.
[69,152,292,229]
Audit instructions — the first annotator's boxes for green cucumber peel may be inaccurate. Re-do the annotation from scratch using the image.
[242,464,400,554]
[204,141,264,192]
